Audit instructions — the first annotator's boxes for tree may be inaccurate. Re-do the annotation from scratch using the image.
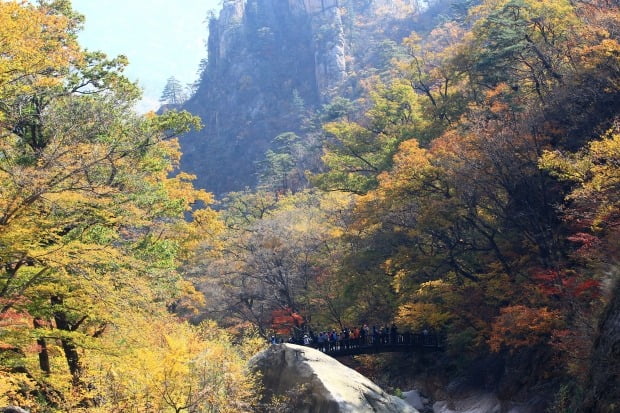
[468,0,579,102]
[197,190,350,336]
[0,0,82,102]
[0,2,235,409]
[540,128,620,235]
[257,132,311,193]
[160,75,189,105]
[87,317,260,412]
[397,23,471,127]
[311,79,430,194]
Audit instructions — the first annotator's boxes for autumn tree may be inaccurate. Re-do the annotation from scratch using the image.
[0,2,249,410]
[540,127,620,333]
[0,0,82,101]
[397,22,471,126]
[87,318,261,412]
[311,78,430,194]
[195,190,353,336]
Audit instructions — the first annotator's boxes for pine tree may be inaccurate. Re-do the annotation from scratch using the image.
[160,75,188,105]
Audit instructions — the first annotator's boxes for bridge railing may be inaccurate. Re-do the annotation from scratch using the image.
[310,332,442,355]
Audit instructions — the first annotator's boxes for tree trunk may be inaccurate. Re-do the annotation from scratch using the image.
[51,296,82,386]
[33,318,50,374]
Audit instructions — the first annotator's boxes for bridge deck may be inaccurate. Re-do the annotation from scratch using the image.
[309,333,442,357]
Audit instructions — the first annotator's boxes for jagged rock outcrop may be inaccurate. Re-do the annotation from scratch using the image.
[182,0,320,194]
[180,0,421,195]
[250,343,418,412]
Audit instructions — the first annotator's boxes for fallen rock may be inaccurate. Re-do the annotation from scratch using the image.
[250,343,418,413]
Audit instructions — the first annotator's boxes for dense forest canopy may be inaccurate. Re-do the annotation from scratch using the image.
[195,0,620,411]
[0,1,259,411]
[1,0,620,412]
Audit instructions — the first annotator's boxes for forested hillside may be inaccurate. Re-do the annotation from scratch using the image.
[188,0,620,411]
[1,0,620,412]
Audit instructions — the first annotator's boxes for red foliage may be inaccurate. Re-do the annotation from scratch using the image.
[532,269,600,299]
[270,308,304,335]
[532,269,563,296]
[0,308,32,328]
[567,232,602,258]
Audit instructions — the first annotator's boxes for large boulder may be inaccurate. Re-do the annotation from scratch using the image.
[250,343,418,413]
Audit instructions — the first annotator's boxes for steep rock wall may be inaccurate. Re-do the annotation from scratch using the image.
[581,281,620,412]
[180,0,419,195]
[182,0,324,194]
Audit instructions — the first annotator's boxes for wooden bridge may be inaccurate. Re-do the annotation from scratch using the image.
[309,333,443,357]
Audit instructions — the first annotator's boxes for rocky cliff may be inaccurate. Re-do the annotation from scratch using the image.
[180,0,422,195]
[581,280,620,412]
[250,343,418,412]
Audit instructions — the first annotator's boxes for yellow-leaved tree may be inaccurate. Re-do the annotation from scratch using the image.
[0,1,257,411]
[84,317,262,413]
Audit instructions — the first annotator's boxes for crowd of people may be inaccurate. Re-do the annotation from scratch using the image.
[269,324,435,353]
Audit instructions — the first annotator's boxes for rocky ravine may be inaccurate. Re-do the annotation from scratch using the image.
[250,343,417,413]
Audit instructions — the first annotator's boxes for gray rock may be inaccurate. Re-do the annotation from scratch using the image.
[432,392,534,413]
[2,407,30,413]
[310,4,347,101]
[250,343,418,413]
[433,393,502,413]
[403,389,428,411]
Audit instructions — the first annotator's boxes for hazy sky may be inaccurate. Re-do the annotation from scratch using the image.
[72,0,221,112]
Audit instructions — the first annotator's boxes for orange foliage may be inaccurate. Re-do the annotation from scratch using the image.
[270,308,304,335]
[489,305,563,352]
[0,308,31,328]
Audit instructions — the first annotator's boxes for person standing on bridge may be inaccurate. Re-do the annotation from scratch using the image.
[352,326,360,348]
[317,332,326,352]
[390,323,398,344]
[372,326,379,346]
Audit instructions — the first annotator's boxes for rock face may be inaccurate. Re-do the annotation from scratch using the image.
[250,343,418,413]
[182,0,320,194]
[581,281,620,412]
[402,389,429,411]
[180,0,422,195]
